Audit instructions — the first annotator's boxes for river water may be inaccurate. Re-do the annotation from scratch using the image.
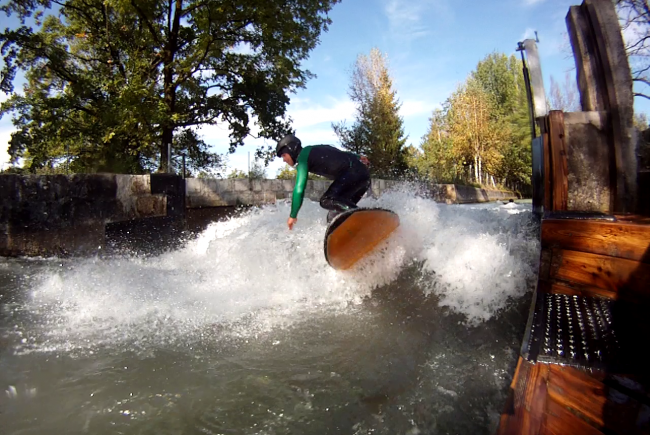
[0,190,540,435]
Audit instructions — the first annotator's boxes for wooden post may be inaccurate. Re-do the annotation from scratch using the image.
[566,0,637,213]
[549,111,569,211]
[543,132,552,212]
[566,5,607,112]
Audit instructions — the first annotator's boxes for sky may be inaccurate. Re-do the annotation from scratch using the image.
[1,0,648,176]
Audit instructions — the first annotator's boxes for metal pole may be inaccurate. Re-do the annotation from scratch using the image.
[518,42,537,141]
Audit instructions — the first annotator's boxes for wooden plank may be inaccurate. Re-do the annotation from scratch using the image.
[583,0,637,214]
[543,132,552,212]
[614,215,650,224]
[549,111,569,211]
[543,398,604,435]
[548,366,647,435]
[498,357,528,435]
[547,365,647,435]
[550,249,650,299]
[565,6,606,112]
[498,359,549,435]
[539,248,552,281]
[542,219,650,263]
[522,362,550,435]
[547,365,607,427]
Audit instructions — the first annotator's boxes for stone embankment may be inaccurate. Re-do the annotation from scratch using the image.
[0,174,519,256]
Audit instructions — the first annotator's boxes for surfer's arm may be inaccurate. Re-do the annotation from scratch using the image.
[290,153,309,219]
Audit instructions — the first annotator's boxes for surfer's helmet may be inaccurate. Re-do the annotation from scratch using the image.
[276,134,302,163]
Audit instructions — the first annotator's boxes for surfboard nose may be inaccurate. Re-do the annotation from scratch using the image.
[324,208,400,270]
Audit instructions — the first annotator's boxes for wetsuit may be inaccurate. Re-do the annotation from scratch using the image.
[290,145,370,222]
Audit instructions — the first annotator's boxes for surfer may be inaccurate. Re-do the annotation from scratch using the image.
[276,134,371,230]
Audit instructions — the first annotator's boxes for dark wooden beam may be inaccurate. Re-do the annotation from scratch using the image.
[542,219,650,262]
[549,111,569,211]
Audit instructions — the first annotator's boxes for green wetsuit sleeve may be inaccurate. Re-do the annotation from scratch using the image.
[290,148,311,218]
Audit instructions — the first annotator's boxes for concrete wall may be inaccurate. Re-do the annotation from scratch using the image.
[0,174,168,256]
[1,174,518,257]
[185,178,518,207]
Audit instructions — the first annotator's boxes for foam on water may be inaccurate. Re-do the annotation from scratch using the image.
[15,188,539,353]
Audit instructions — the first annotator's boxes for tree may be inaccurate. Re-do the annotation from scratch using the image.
[547,73,580,112]
[331,120,367,156]
[332,48,408,178]
[616,0,650,100]
[276,163,326,180]
[471,52,517,118]
[227,159,265,179]
[446,79,509,186]
[635,112,650,171]
[0,0,339,173]
[471,52,532,189]
[227,169,248,179]
[416,108,457,183]
[413,52,531,190]
[248,159,266,179]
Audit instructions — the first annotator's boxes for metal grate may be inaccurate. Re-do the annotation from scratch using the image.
[522,292,620,369]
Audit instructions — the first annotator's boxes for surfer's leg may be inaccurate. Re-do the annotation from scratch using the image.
[336,162,370,206]
[321,176,357,223]
[347,175,371,205]
[321,164,370,223]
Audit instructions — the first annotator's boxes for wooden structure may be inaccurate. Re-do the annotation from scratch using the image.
[498,216,650,434]
[498,0,650,434]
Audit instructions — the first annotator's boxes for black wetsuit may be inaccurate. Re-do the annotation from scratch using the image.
[289,145,370,220]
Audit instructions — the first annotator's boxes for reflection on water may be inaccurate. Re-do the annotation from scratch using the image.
[0,191,539,434]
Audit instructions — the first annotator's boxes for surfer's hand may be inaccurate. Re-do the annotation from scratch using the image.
[360,156,370,166]
[287,217,297,230]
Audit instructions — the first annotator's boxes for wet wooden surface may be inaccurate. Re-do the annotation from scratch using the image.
[498,358,650,435]
[549,111,569,211]
[498,212,650,434]
[542,219,650,262]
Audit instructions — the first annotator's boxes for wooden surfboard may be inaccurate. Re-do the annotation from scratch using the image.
[324,208,400,270]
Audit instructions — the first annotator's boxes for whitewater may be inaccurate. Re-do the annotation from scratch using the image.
[0,188,540,434]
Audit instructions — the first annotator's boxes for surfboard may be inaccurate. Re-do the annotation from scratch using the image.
[324,208,400,270]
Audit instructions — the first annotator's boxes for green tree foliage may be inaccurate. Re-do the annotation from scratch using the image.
[415,52,532,190]
[411,108,457,183]
[447,78,508,185]
[227,169,248,179]
[332,48,408,178]
[227,159,265,179]
[0,0,339,173]
[275,163,326,180]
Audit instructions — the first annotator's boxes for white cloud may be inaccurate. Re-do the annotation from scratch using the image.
[523,0,545,5]
[385,0,429,40]
[520,28,538,41]
[288,98,356,129]
[384,0,452,41]
[195,98,356,176]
